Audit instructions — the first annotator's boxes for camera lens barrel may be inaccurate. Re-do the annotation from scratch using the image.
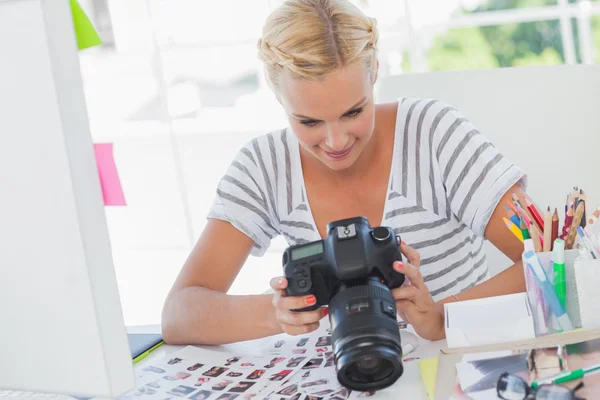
[328,280,403,391]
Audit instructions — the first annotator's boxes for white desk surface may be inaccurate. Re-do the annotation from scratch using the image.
[127,324,447,399]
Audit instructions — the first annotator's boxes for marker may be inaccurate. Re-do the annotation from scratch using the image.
[552,239,567,309]
[532,362,600,388]
[133,340,165,364]
[524,250,573,332]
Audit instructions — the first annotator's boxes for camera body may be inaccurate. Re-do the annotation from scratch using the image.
[283,216,405,310]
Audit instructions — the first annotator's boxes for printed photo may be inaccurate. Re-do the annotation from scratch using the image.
[268,369,293,381]
[302,358,324,369]
[287,357,307,368]
[296,338,309,347]
[301,378,328,388]
[292,349,307,355]
[167,385,196,397]
[168,357,183,365]
[145,380,161,389]
[216,394,239,400]
[225,357,241,366]
[331,388,351,398]
[276,383,298,396]
[301,370,311,380]
[163,375,179,381]
[274,340,286,349]
[176,372,191,380]
[264,357,286,368]
[190,391,213,400]
[195,377,211,387]
[142,366,166,374]
[312,389,335,396]
[315,336,332,347]
[246,369,266,380]
[138,387,156,395]
[324,352,335,368]
[226,371,243,378]
[315,347,328,353]
[187,363,204,372]
[228,381,256,393]
[203,366,229,377]
[212,380,233,391]
[240,363,255,368]
[242,395,257,400]
[287,394,301,400]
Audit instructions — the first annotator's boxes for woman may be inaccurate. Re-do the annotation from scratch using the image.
[161,0,526,345]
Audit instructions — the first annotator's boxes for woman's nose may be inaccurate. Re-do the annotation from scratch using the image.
[324,124,349,152]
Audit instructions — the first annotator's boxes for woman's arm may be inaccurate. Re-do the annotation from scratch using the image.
[438,183,527,306]
[161,219,283,345]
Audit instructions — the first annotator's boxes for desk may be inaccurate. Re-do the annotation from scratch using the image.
[127,325,447,399]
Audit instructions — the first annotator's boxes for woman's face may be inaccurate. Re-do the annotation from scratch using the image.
[277,62,377,171]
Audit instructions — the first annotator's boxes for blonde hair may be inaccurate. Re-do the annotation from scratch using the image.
[257,0,379,90]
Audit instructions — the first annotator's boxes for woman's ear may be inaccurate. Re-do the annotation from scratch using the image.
[371,59,379,85]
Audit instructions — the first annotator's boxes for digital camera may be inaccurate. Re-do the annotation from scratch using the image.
[283,216,405,392]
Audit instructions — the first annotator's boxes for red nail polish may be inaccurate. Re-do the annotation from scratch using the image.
[306,295,316,305]
[323,307,329,317]
[402,240,406,245]
[396,262,404,269]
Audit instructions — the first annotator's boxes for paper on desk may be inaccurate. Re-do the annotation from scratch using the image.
[120,345,306,400]
[445,293,536,349]
[418,357,438,399]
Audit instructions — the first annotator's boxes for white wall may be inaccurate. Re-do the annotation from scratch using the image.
[375,65,600,275]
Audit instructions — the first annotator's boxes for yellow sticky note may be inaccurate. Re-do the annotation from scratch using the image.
[419,357,439,400]
[69,0,102,50]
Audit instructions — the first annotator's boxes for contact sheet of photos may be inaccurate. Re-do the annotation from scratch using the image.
[122,322,379,400]
[120,346,306,400]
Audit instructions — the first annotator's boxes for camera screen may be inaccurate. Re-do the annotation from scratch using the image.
[291,242,324,260]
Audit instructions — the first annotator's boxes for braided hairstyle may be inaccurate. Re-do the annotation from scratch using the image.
[257,0,379,90]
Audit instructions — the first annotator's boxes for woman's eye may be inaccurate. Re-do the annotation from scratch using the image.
[345,108,363,118]
[300,120,319,127]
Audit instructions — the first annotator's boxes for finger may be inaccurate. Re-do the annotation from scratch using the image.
[280,322,320,336]
[400,242,421,267]
[391,285,419,302]
[393,260,426,290]
[277,294,318,312]
[269,277,288,291]
[276,308,325,327]
[395,299,417,319]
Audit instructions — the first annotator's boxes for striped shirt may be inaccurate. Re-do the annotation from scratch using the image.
[207,98,526,300]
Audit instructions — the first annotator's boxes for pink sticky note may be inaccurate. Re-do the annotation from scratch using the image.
[93,143,126,206]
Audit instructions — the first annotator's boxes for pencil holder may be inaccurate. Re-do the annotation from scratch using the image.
[522,250,580,337]
[572,257,600,330]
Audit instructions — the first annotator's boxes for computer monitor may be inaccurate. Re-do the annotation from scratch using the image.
[0,1,135,398]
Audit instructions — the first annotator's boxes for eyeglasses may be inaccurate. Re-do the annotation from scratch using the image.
[497,373,584,400]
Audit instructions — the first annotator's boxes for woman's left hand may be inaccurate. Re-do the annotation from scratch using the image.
[391,242,445,341]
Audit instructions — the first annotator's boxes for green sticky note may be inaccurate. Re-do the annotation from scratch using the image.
[69,0,102,50]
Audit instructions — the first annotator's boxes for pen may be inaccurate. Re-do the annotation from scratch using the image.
[552,239,567,309]
[531,362,600,388]
[576,226,598,259]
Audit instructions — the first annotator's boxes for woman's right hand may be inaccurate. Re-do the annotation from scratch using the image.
[270,276,328,335]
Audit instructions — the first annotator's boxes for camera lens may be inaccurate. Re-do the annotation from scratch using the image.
[329,279,403,392]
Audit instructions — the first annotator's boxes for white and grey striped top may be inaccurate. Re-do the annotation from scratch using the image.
[208,98,526,300]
